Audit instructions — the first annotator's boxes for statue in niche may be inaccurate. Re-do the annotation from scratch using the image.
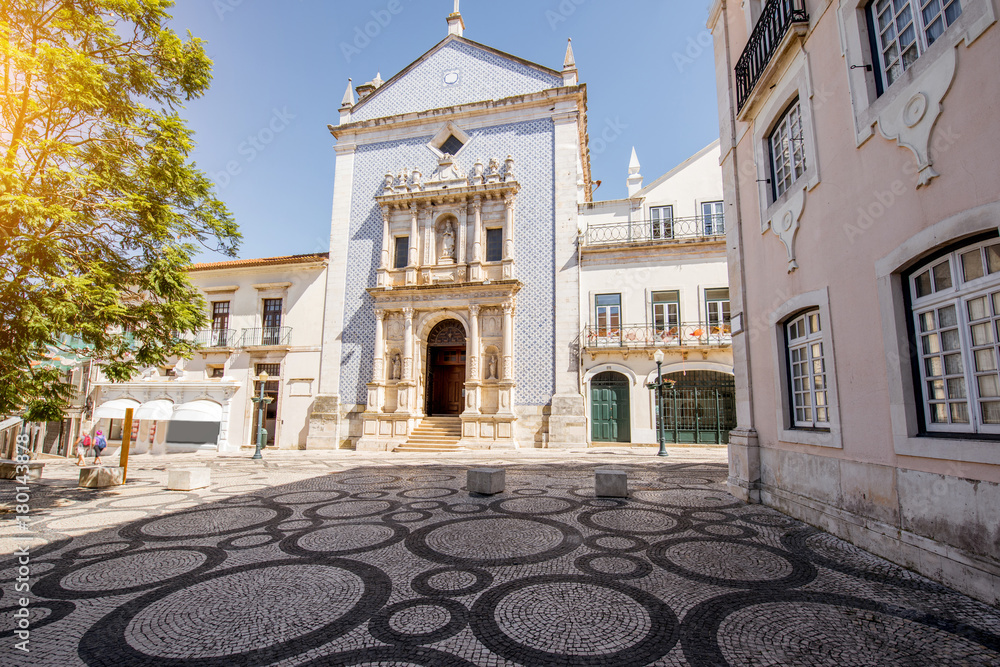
[487,354,498,380]
[441,222,456,261]
[391,354,401,381]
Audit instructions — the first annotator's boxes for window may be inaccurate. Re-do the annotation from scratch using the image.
[440,134,465,156]
[702,201,725,236]
[211,301,230,347]
[868,0,962,91]
[394,236,409,269]
[652,291,680,335]
[595,294,622,337]
[485,228,503,263]
[706,288,731,334]
[909,239,1000,434]
[210,367,225,379]
[651,206,673,240]
[769,99,807,200]
[262,299,282,345]
[255,363,281,377]
[786,310,829,428]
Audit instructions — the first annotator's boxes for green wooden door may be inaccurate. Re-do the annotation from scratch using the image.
[591,372,631,443]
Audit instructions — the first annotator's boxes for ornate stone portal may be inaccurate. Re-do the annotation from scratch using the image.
[357,155,522,451]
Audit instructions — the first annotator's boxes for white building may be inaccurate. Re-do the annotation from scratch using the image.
[578,142,733,445]
[90,253,328,453]
[307,9,592,451]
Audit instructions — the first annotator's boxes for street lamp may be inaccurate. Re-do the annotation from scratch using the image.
[251,371,273,460]
[646,348,669,458]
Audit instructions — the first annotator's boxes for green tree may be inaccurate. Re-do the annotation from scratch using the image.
[0,0,239,421]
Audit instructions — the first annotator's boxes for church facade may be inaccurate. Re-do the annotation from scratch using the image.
[308,11,591,450]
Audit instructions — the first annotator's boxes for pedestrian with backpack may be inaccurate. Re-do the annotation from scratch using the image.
[75,431,91,466]
[93,430,107,466]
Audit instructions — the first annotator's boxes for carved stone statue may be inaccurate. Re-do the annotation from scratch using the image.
[442,222,456,260]
[472,160,485,185]
[383,173,395,194]
[487,354,498,380]
[410,169,422,190]
[485,157,501,183]
[391,354,401,381]
[503,155,515,182]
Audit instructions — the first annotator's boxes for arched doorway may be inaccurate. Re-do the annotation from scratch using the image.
[656,371,736,444]
[425,320,467,416]
[590,371,631,443]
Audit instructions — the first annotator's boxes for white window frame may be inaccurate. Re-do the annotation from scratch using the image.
[869,0,964,90]
[705,288,732,335]
[786,310,830,428]
[769,287,843,448]
[837,0,995,145]
[595,293,622,340]
[652,291,680,336]
[702,201,726,236]
[875,200,1000,465]
[650,205,674,240]
[769,99,807,200]
[908,238,1000,435]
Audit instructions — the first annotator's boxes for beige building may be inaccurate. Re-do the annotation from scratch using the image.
[579,142,734,445]
[90,253,328,452]
[709,0,1000,603]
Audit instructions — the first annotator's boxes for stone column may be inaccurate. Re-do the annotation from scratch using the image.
[470,196,483,281]
[407,204,419,286]
[424,209,436,266]
[465,305,481,415]
[502,194,516,279]
[373,309,386,382]
[377,207,390,287]
[502,301,514,380]
[457,204,468,280]
[402,307,414,380]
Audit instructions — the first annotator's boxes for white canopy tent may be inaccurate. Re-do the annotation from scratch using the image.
[91,398,140,421]
[134,399,174,421]
[171,400,224,423]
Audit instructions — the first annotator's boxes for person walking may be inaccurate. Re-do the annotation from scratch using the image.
[93,430,107,466]
[74,431,91,466]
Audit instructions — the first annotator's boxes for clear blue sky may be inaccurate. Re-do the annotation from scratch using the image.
[168,0,720,262]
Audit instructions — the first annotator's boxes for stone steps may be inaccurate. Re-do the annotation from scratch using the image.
[394,416,464,453]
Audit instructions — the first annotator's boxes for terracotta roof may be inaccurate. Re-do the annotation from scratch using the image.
[189,252,329,272]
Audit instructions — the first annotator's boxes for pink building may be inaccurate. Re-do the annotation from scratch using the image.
[709,0,1000,603]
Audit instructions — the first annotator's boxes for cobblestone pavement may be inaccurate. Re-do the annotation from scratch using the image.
[2,446,999,666]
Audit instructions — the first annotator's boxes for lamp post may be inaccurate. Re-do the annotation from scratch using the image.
[646,349,669,457]
[251,371,273,460]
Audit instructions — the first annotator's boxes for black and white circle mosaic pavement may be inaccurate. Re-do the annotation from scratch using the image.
[5,461,1000,666]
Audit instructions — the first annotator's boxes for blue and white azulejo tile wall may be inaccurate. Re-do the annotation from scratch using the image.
[339,119,556,407]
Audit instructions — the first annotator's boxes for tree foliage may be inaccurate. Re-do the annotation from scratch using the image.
[0,0,239,419]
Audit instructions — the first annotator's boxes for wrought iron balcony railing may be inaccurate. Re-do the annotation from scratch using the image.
[584,323,733,349]
[194,328,237,348]
[583,216,726,246]
[240,327,292,347]
[735,0,809,111]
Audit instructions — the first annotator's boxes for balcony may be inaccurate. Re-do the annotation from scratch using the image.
[194,328,237,349]
[735,0,809,111]
[583,323,732,355]
[583,216,725,247]
[240,327,292,348]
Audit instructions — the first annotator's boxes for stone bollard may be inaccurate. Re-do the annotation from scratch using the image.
[79,466,124,488]
[467,467,505,495]
[167,468,212,491]
[595,469,628,498]
[0,460,44,481]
